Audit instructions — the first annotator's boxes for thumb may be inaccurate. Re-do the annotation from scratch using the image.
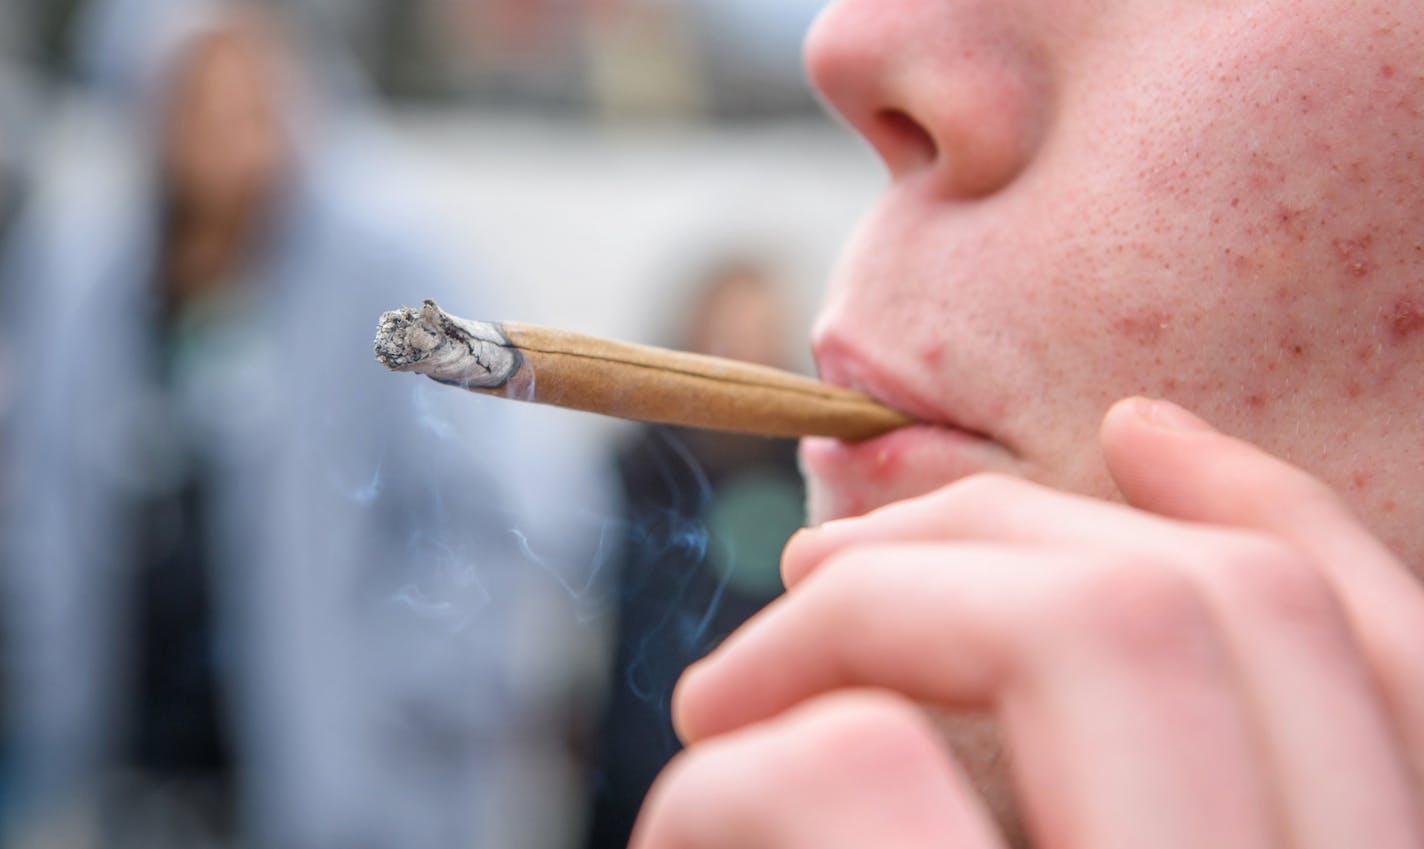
[1101,396,1424,774]
[1100,397,1386,565]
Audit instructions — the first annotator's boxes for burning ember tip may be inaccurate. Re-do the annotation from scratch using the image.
[372,300,522,388]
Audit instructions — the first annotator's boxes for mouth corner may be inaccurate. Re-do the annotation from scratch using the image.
[811,338,1012,455]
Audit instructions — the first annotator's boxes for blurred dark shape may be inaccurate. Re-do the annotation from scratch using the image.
[11,0,829,120]
[0,11,45,836]
[2,5,602,847]
[583,259,805,849]
[289,0,827,120]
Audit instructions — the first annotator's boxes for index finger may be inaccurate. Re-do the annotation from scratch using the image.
[676,543,1277,849]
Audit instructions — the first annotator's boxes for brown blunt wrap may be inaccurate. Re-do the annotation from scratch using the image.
[496,322,915,441]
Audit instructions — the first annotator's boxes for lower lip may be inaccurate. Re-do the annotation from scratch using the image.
[800,424,1008,516]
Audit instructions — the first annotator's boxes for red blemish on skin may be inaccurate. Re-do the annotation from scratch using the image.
[1387,296,1424,341]
[1275,205,1309,243]
[1245,394,1267,412]
[1346,381,1363,399]
[1333,235,1375,279]
[869,444,902,482]
[1381,64,1396,79]
[1351,470,1373,492]
[1116,311,1170,347]
[1231,197,1241,208]
[1383,499,1398,515]
[920,339,945,368]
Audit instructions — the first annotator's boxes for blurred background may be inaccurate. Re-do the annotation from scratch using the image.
[0,0,881,846]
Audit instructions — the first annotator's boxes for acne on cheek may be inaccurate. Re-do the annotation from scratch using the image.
[1386,295,1424,342]
[1354,293,1424,386]
[1113,309,1173,348]
[919,338,945,369]
[1332,234,1377,280]
[1229,190,1422,406]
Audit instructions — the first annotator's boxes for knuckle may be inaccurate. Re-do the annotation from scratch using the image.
[941,472,1029,506]
[803,549,887,637]
[794,692,939,771]
[1057,558,1215,664]
[807,547,885,607]
[1202,534,1341,630]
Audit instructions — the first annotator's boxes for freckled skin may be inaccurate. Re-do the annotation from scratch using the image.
[806,0,1424,567]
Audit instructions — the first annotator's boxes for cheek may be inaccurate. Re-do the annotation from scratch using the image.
[1047,8,1424,423]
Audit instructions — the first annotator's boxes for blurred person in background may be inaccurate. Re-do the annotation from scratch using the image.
[0,1,43,456]
[583,257,805,849]
[2,2,604,847]
[0,5,45,832]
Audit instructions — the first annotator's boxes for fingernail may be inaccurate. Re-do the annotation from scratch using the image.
[1141,398,1215,432]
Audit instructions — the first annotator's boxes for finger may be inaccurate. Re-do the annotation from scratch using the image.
[677,546,1278,849]
[782,491,979,589]
[792,445,1423,845]
[1185,539,1424,848]
[631,690,1004,849]
[1102,396,1424,780]
[781,473,1172,590]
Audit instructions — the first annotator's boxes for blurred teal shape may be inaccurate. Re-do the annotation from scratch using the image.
[707,469,804,598]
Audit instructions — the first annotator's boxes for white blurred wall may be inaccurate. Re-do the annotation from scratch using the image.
[395,112,880,345]
[390,111,883,451]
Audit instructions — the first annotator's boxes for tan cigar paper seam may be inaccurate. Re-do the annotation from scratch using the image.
[374,300,915,441]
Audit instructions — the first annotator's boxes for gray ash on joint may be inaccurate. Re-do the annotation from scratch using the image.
[373,299,522,389]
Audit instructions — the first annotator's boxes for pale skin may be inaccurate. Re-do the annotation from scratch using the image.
[629,0,1424,846]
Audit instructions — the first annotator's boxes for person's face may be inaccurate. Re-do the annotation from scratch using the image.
[800,0,1424,568]
[165,30,288,218]
[690,272,792,367]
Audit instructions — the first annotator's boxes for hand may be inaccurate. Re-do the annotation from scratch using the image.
[630,398,1424,849]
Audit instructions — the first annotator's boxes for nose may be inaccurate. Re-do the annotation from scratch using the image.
[805,0,1051,199]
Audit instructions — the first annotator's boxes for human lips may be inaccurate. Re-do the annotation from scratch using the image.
[800,346,1017,522]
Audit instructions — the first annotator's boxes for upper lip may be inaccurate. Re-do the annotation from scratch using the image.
[813,332,1000,446]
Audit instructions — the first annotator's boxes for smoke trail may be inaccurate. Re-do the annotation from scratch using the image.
[413,383,455,441]
[508,524,619,624]
[391,532,492,636]
[687,537,735,648]
[337,455,383,505]
[615,427,739,710]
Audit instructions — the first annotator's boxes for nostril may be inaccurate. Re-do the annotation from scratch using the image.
[873,108,938,176]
